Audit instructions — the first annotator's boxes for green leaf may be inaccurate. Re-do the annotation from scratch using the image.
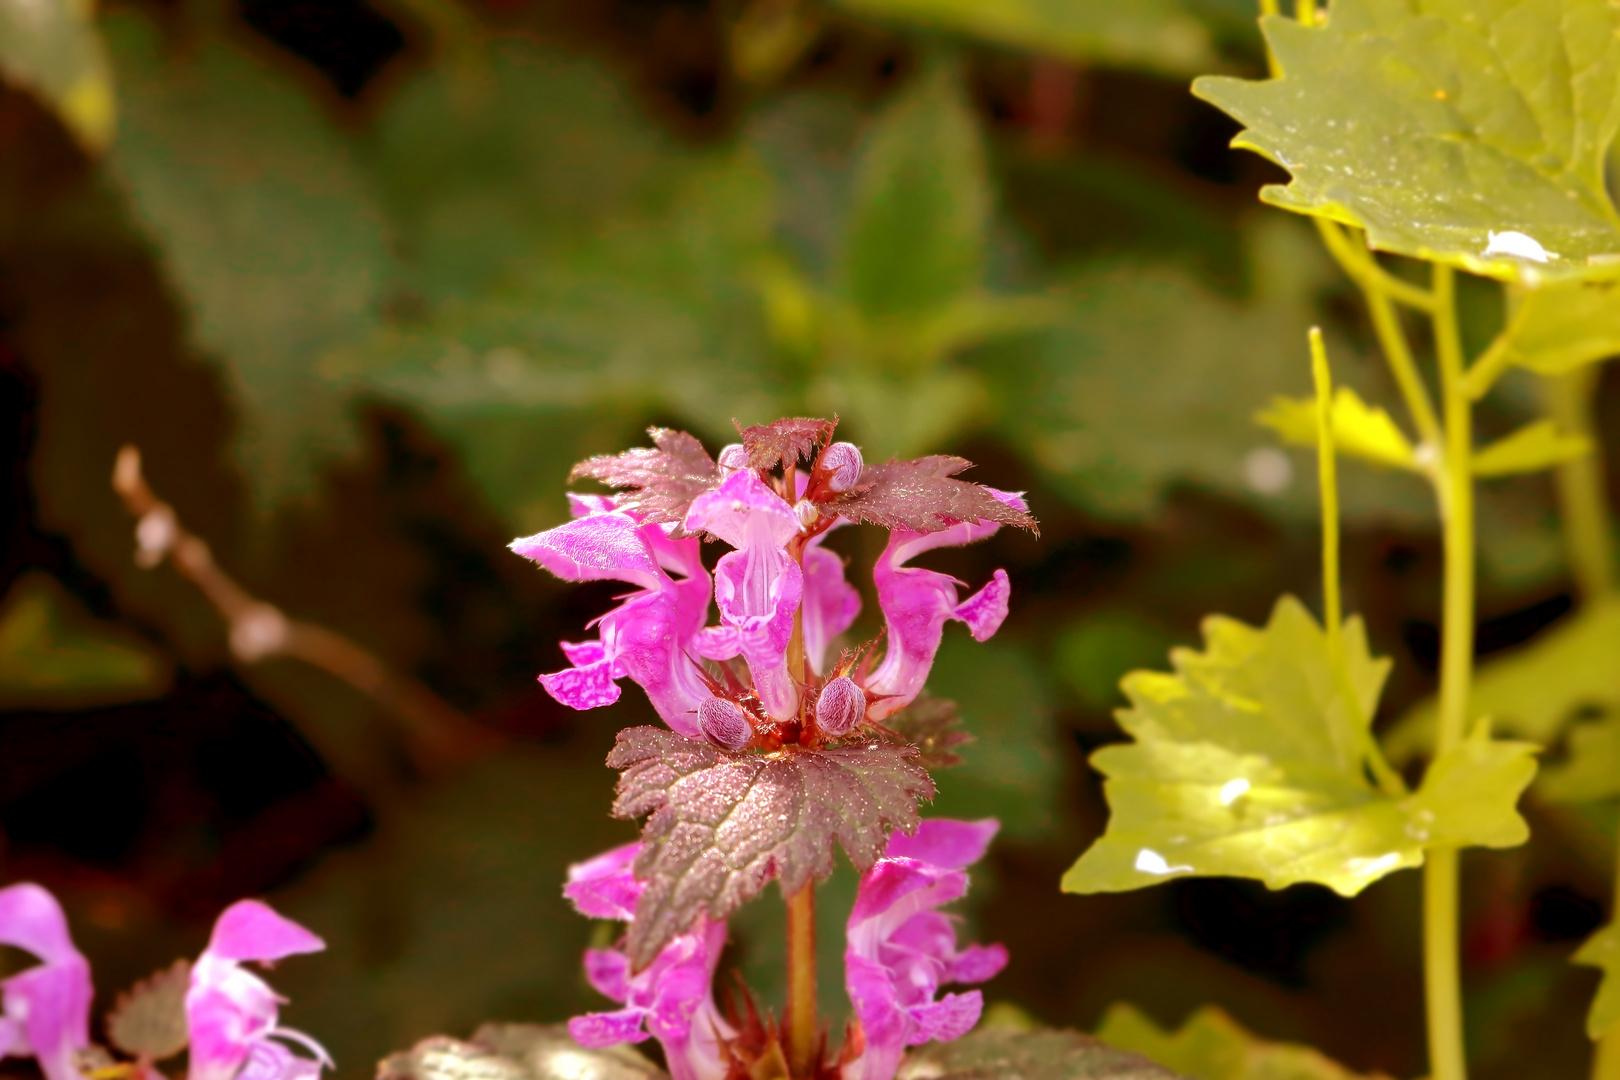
[1503,277,1620,375]
[1576,924,1620,1039]
[0,0,115,150]
[1472,419,1590,477]
[1095,1003,1392,1080]
[831,0,1213,77]
[105,11,390,504]
[1537,713,1620,803]
[896,1026,1183,1080]
[1193,0,1620,284]
[1256,386,1418,471]
[1385,595,1620,762]
[107,960,190,1062]
[840,58,988,320]
[0,572,169,710]
[1062,596,1536,897]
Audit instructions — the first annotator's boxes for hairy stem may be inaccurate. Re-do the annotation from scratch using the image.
[1543,367,1615,599]
[786,881,818,1077]
[1429,263,1473,1080]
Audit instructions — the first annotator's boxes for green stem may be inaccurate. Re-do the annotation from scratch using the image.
[1429,263,1473,1080]
[786,882,817,1077]
[1543,366,1615,599]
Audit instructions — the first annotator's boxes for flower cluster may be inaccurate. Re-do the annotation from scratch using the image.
[0,883,329,1080]
[511,421,1031,1079]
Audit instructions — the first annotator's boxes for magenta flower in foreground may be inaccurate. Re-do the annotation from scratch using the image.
[864,491,1025,720]
[0,883,91,1080]
[564,845,733,1080]
[186,900,330,1080]
[843,819,1008,1080]
[512,507,714,737]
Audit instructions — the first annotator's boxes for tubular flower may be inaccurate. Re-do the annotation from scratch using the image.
[843,819,1008,1080]
[0,883,92,1080]
[511,507,714,737]
[684,471,803,720]
[863,491,1026,720]
[564,845,734,1080]
[186,901,329,1080]
[801,527,861,677]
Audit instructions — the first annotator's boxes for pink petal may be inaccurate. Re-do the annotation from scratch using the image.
[3,961,93,1080]
[510,513,662,591]
[567,494,620,518]
[205,901,324,963]
[691,626,741,661]
[539,658,622,711]
[848,860,967,931]
[802,543,861,676]
[583,949,632,1003]
[559,640,608,666]
[0,884,79,966]
[905,991,982,1045]
[884,819,999,870]
[564,842,645,921]
[568,1009,650,1048]
[954,570,1010,642]
[684,471,799,552]
[949,943,1008,985]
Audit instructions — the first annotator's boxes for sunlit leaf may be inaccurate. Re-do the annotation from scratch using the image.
[379,1024,665,1080]
[1472,420,1590,477]
[1062,596,1536,897]
[1256,386,1418,471]
[1577,925,1620,1040]
[832,0,1214,77]
[1503,278,1620,374]
[1096,1003,1393,1080]
[0,572,169,710]
[1193,0,1620,283]
[1385,596,1620,762]
[0,0,115,150]
[105,10,390,504]
[896,1025,1181,1079]
[107,960,190,1062]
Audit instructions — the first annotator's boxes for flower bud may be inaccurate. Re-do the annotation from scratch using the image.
[794,499,819,531]
[820,442,863,492]
[815,676,865,737]
[698,696,753,752]
[717,443,749,474]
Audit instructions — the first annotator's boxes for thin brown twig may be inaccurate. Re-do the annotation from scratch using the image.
[111,444,496,775]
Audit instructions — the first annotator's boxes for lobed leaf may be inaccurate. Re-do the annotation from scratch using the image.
[1193,0,1620,283]
[107,959,191,1062]
[896,1026,1181,1080]
[1577,925,1620,1039]
[1063,597,1536,897]
[830,456,1038,534]
[1503,278,1620,374]
[1538,714,1620,803]
[570,429,721,526]
[608,726,935,968]
[736,416,837,471]
[883,693,973,770]
[1256,387,1418,471]
[1472,420,1590,478]
[1096,1003,1393,1080]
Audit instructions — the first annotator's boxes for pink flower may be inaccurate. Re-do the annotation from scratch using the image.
[684,471,804,720]
[563,845,733,1080]
[186,901,330,1080]
[801,527,861,677]
[512,507,714,738]
[863,492,1025,719]
[0,883,92,1080]
[843,820,1007,1080]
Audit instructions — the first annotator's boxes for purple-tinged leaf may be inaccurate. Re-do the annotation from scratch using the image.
[107,959,191,1062]
[607,726,935,969]
[735,417,837,471]
[570,429,720,526]
[830,457,1037,535]
[883,695,972,770]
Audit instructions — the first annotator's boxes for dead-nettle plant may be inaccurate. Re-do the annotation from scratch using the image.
[1065,2,1620,1080]
[509,419,1035,1080]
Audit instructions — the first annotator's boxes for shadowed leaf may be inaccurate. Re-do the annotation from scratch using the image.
[896,1026,1182,1079]
[1193,0,1620,283]
[1063,596,1536,897]
[1577,926,1620,1039]
[107,959,190,1062]
[1096,1003,1393,1080]
[571,429,721,526]
[1472,420,1590,478]
[831,456,1037,534]
[883,693,972,770]
[608,726,934,968]
[737,416,837,471]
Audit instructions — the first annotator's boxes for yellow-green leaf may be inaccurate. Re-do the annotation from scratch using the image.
[1576,924,1620,1039]
[1061,596,1536,898]
[1537,713,1620,803]
[0,0,116,150]
[1193,0,1620,284]
[1504,278,1620,375]
[1385,596,1620,763]
[0,573,169,710]
[1472,420,1590,477]
[830,0,1214,77]
[1256,386,1417,471]
[1096,1003,1393,1080]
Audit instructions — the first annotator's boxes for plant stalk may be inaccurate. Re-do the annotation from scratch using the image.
[1543,366,1615,599]
[785,881,818,1077]
[1428,263,1473,1080]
